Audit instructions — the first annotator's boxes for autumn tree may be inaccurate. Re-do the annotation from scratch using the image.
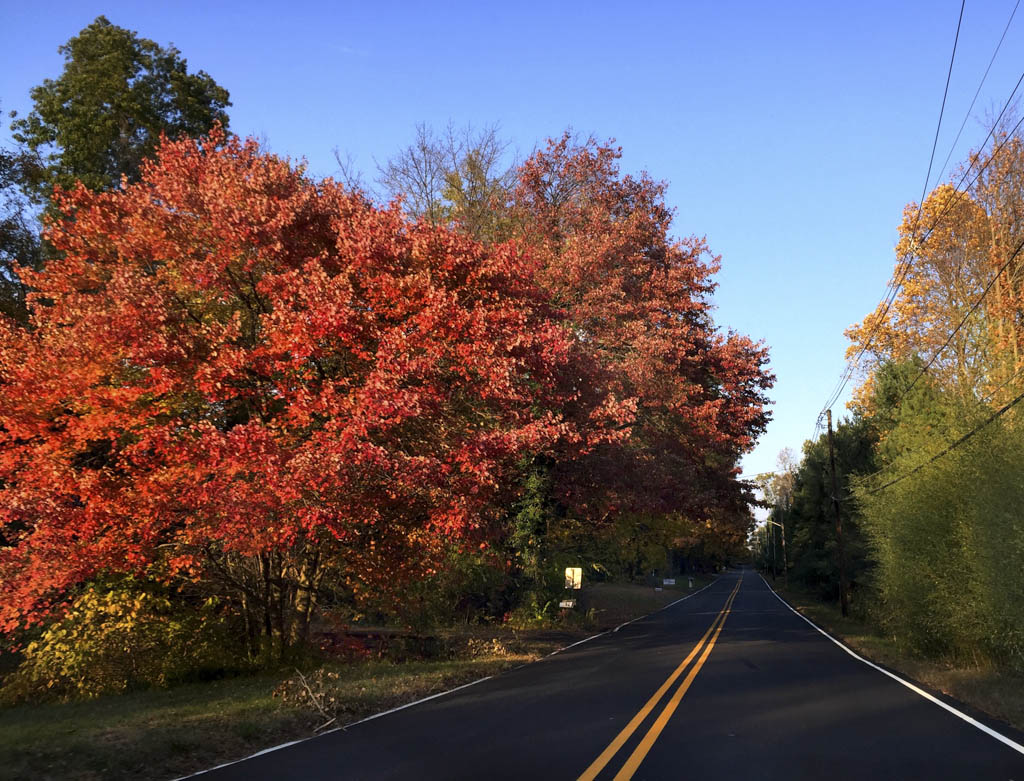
[0,128,617,652]
[508,135,773,563]
[11,16,230,202]
[971,125,1024,391]
[845,184,992,407]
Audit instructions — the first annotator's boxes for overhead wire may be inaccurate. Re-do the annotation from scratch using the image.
[920,0,968,214]
[817,1,967,416]
[823,6,1024,421]
[935,0,1021,185]
[886,230,1024,406]
[854,0,1024,494]
[865,386,1024,494]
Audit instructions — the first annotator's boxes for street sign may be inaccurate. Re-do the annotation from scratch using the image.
[559,599,576,609]
[663,578,676,585]
[565,567,582,590]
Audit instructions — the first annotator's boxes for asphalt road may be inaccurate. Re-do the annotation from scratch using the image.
[196,568,1024,780]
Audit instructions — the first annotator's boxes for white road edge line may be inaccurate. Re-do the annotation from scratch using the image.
[173,675,494,780]
[613,577,718,632]
[760,573,1024,757]
[548,631,608,655]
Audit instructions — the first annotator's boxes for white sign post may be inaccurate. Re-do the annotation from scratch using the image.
[564,567,582,590]
[561,567,582,611]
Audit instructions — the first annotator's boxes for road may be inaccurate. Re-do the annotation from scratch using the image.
[196,568,1024,780]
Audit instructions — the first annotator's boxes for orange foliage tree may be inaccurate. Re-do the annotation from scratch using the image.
[510,135,773,547]
[0,129,620,645]
[972,131,1024,391]
[845,184,992,407]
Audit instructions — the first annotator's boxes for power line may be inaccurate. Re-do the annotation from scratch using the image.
[979,365,1024,406]
[866,386,1024,494]
[819,73,1024,417]
[890,232,1024,405]
[936,0,1021,186]
[921,0,967,206]
[818,1,966,416]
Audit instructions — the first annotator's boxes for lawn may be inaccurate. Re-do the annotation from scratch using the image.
[581,576,713,629]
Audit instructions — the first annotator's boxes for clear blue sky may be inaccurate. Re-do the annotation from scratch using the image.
[2,0,1021,482]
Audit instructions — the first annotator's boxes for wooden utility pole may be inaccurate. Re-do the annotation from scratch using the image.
[768,517,788,588]
[826,410,850,617]
[780,517,788,588]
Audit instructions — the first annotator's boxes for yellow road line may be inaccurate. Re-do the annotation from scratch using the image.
[576,578,742,781]
[612,576,742,780]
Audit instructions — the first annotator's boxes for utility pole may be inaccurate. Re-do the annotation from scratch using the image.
[767,518,788,588]
[761,524,768,574]
[779,517,787,588]
[826,409,849,617]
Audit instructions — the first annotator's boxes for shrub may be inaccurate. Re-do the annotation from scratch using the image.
[0,582,242,702]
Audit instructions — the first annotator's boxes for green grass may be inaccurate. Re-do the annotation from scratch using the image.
[0,673,299,780]
[775,582,1024,735]
[582,576,715,629]
[0,577,716,781]
[0,656,538,781]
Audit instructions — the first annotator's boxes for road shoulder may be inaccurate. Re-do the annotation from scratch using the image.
[767,575,1024,751]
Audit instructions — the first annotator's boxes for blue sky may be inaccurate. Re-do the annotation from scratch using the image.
[2,0,1021,482]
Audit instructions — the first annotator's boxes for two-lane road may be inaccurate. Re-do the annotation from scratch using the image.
[195,569,1024,780]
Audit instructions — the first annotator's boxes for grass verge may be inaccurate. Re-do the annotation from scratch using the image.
[582,577,713,629]
[774,581,1024,735]
[0,577,714,781]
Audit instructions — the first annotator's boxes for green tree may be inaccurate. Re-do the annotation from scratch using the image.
[0,142,42,322]
[855,362,1024,668]
[785,415,877,600]
[11,16,230,202]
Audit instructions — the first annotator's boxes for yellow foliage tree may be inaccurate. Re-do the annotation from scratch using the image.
[971,130,1024,394]
[846,184,992,409]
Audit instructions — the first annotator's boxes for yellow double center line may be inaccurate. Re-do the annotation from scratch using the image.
[577,576,743,781]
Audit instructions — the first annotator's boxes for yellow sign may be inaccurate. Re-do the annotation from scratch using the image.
[565,566,582,590]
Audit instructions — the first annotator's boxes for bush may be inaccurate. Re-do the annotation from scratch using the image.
[857,396,1024,671]
[0,582,243,702]
[398,551,516,629]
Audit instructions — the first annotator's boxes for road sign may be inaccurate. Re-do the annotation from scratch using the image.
[559,599,576,609]
[565,567,582,590]
[663,578,676,585]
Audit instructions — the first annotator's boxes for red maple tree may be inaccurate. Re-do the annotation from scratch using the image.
[511,134,773,536]
[0,129,619,640]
